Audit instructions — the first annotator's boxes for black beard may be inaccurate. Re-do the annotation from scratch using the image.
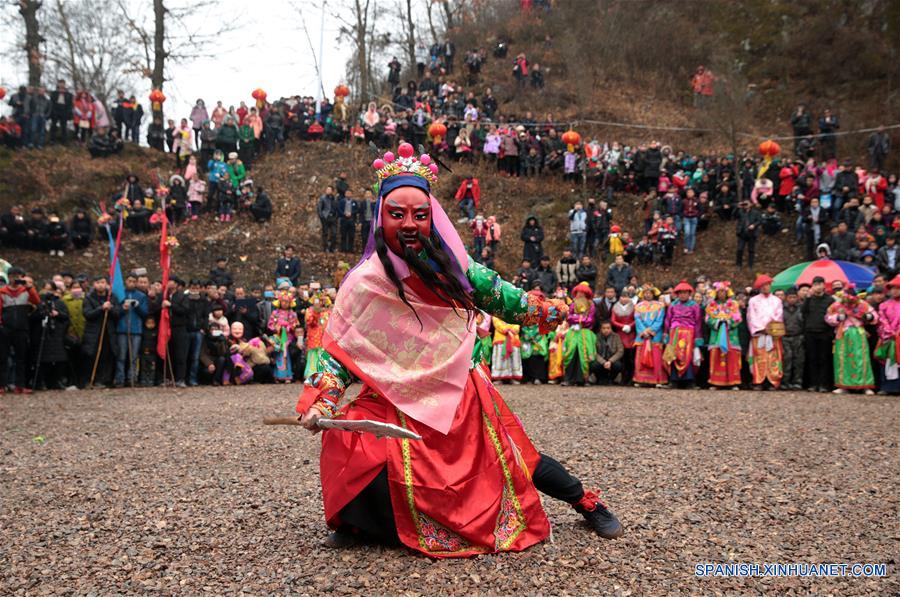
[375,228,476,326]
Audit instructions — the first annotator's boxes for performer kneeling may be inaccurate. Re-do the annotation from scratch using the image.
[294,144,624,557]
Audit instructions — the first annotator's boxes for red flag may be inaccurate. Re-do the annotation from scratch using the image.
[156,214,172,360]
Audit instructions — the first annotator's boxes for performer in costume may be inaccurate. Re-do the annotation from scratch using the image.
[663,280,703,387]
[268,288,300,382]
[521,290,550,384]
[303,293,331,378]
[825,289,877,394]
[610,289,636,385]
[705,282,742,389]
[875,275,900,394]
[472,311,493,367]
[563,282,598,386]
[295,143,624,557]
[633,285,667,386]
[547,320,568,383]
[746,274,783,390]
[491,317,523,382]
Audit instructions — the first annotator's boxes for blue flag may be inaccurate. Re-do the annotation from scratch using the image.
[105,224,125,301]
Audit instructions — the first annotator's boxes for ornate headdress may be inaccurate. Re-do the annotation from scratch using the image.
[273,289,296,310]
[711,281,734,298]
[371,142,439,189]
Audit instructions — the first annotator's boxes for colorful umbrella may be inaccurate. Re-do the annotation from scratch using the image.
[771,259,876,291]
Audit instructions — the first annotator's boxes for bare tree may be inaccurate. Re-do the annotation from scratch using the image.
[43,0,139,106]
[334,0,376,100]
[424,0,438,43]
[16,0,44,86]
[700,60,752,203]
[398,0,416,77]
[118,0,239,121]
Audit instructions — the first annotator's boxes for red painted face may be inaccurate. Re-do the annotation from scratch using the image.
[381,185,432,255]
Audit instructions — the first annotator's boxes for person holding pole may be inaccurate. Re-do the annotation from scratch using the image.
[82,276,122,389]
[114,274,148,388]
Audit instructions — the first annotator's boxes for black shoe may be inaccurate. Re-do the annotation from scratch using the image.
[323,528,359,549]
[573,490,624,539]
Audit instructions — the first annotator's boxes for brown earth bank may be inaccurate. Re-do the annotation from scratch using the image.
[2,141,803,288]
[1,385,897,595]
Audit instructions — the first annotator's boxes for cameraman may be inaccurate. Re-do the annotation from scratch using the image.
[33,283,70,390]
[114,274,148,388]
[0,267,41,394]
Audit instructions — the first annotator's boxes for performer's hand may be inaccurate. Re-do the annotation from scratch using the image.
[299,407,323,434]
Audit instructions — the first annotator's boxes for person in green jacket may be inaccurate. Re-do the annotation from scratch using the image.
[61,283,87,387]
[226,152,246,189]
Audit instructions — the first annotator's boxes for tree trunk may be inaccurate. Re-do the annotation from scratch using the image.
[151,0,166,122]
[19,0,44,87]
[404,0,416,79]
[354,0,370,100]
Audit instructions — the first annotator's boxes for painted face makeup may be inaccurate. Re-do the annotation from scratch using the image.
[381,185,432,255]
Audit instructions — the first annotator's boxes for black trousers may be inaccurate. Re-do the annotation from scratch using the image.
[0,329,31,388]
[170,327,189,383]
[805,332,834,389]
[736,235,756,268]
[338,453,584,543]
[339,219,355,253]
[590,360,623,385]
[320,221,337,252]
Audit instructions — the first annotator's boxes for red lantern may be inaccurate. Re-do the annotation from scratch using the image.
[0,87,6,100]
[251,88,268,110]
[758,139,781,158]
[148,88,166,112]
[428,122,448,144]
[561,130,582,152]
[333,84,350,98]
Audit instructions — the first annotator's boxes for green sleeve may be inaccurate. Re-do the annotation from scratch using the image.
[306,350,352,385]
[467,257,529,323]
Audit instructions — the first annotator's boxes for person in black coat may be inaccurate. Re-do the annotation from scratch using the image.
[49,80,74,145]
[250,188,273,222]
[70,209,94,249]
[734,201,762,269]
[33,291,71,389]
[46,214,69,256]
[520,215,544,264]
[642,143,663,192]
[82,276,122,388]
[275,245,302,286]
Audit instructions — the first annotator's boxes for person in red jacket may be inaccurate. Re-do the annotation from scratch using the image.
[778,161,798,211]
[0,267,41,394]
[454,176,480,222]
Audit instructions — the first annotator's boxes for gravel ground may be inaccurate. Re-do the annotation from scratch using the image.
[1,385,897,595]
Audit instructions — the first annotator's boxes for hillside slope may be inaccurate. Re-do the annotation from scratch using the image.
[2,141,802,287]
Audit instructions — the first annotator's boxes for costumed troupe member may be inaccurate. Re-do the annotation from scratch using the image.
[704,281,743,389]
[663,280,703,388]
[563,282,597,386]
[491,316,522,382]
[547,318,567,383]
[473,311,493,367]
[746,274,784,390]
[222,321,254,385]
[303,292,331,378]
[633,284,667,387]
[875,275,900,394]
[268,287,300,383]
[610,288,636,385]
[294,143,624,556]
[825,289,877,394]
[520,291,549,384]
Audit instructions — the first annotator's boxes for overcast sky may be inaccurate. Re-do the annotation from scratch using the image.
[1,0,350,121]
